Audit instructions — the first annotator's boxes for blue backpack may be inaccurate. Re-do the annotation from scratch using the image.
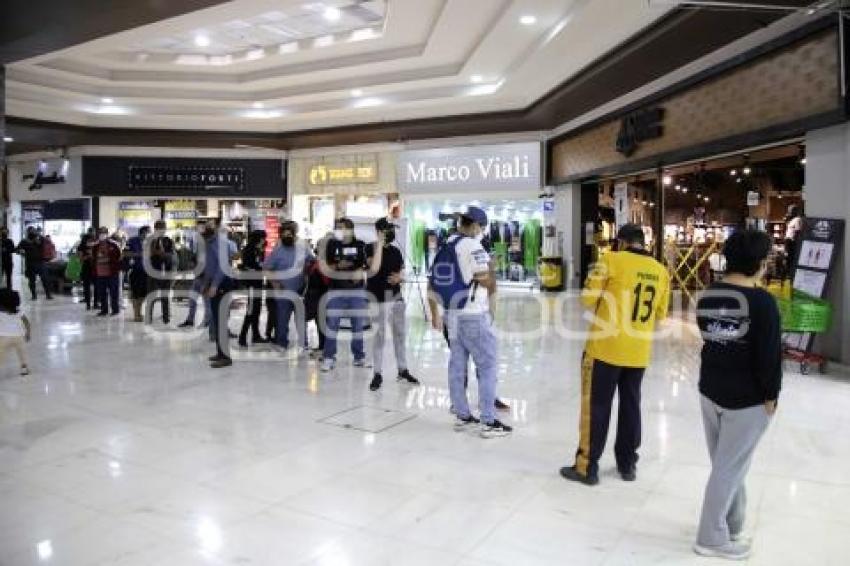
[428,236,478,310]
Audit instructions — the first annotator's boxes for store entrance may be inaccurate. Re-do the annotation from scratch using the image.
[582,142,805,305]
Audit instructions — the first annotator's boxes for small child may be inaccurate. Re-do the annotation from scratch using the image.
[0,288,31,376]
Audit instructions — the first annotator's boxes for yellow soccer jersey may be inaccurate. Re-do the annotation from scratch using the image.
[581,249,670,368]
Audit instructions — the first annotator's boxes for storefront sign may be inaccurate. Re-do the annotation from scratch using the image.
[118,201,156,231]
[397,143,541,192]
[164,200,198,230]
[129,166,245,192]
[308,162,378,186]
[747,191,760,206]
[83,157,285,198]
[616,107,664,157]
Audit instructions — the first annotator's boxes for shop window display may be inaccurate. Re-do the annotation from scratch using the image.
[406,199,543,283]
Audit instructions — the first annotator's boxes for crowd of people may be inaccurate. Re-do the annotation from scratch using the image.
[0,206,785,561]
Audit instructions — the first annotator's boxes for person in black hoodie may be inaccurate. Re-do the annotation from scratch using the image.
[1,228,15,290]
[693,229,782,561]
[15,227,52,300]
[238,230,268,347]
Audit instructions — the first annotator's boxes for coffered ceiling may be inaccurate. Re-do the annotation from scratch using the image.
[4,0,673,132]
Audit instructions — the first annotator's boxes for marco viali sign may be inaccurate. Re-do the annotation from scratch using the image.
[397,142,541,192]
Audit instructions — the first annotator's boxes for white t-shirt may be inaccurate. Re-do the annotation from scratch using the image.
[785,216,803,240]
[450,235,491,314]
[0,311,25,338]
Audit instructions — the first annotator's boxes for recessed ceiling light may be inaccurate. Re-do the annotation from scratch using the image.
[353,97,383,108]
[350,89,363,97]
[324,7,341,21]
[470,75,483,84]
[101,97,114,104]
[194,34,211,48]
[3,136,12,143]
[253,102,264,109]
[520,15,537,26]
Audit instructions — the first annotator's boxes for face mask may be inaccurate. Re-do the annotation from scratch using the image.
[333,230,344,240]
[280,236,295,246]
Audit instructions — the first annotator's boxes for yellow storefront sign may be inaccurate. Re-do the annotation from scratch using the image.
[308,163,378,185]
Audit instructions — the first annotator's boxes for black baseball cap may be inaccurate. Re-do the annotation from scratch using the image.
[617,223,645,246]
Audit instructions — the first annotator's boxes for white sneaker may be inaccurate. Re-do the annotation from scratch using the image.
[320,359,336,373]
[453,415,480,431]
[352,358,370,368]
[693,542,751,561]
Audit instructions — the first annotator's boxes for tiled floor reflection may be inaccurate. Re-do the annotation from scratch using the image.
[1,290,849,565]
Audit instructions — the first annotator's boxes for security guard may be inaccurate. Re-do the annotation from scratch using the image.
[561,223,670,486]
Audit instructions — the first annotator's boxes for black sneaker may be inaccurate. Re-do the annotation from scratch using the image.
[397,369,420,385]
[559,466,599,486]
[454,414,480,431]
[619,467,637,482]
[495,398,510,411]
[480,419,513,439]
[178,321,194,328]
[210,358,233,369]
[369,373,383,391]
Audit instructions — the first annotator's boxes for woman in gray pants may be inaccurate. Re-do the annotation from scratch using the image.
[694,229,783,561]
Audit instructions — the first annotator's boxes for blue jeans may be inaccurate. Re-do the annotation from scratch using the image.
[323,290,368,361]
[447,311,498,424]
[275,296,306,348]
[185,278,210,325]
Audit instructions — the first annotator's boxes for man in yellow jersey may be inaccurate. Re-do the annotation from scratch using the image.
[561,223,670,486]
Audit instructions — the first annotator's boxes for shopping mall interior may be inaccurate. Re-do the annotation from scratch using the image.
[2,1,850,565]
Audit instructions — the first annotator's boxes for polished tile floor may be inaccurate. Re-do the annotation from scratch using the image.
[1,288,849,565]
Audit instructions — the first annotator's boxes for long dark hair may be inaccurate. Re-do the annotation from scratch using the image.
[0,288,21,314]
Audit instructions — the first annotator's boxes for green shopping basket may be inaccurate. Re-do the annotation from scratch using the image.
[776,289,833,333]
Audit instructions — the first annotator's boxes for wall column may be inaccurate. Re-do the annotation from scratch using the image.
[805,123,850,367]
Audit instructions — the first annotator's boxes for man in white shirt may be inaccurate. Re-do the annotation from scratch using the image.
[429,206,512,438]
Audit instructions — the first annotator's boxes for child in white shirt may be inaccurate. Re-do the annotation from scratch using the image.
[0,289,31,376]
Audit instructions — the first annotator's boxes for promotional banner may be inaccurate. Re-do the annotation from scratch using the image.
[163,200,198,231]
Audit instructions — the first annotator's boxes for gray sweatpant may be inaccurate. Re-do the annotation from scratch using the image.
[697,395,771,548]
[371,299,408,375]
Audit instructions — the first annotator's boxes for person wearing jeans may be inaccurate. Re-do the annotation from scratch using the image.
[264,221,312,351]
[428,206,511,439]
[367,217,418,391]
[319,217,382,372]
[694,229,782,561]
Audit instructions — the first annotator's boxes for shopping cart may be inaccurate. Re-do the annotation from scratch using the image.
[775,289,833,375]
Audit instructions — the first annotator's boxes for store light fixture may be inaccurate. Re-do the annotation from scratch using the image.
[101,97,114,104]
[736,178,743,184]
[350,88,363,97]
[324,6,342,21]
[800,157,807,165]
[194,34,211,48]
[353,97,384,108]
[662,174,672,186]
[743,166,752,175]
[704,196,710,203]
[520,15,537,25]
[470,75,484,84]
[3,136,12,143]
[730,169,738,177]
[674,184,681,191]
[252,102,264,109]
